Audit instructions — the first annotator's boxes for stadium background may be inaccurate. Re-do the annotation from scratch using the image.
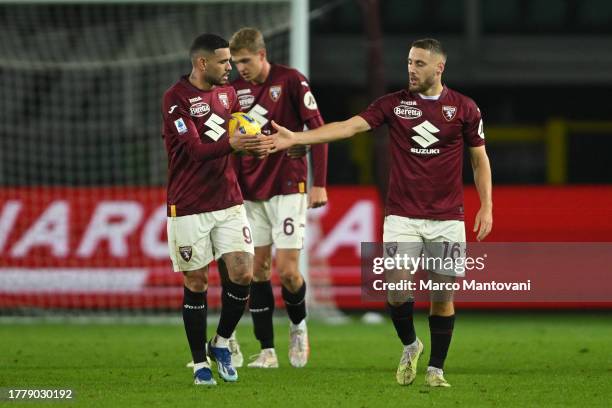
[1,1,611,406]
[1,0,611,312]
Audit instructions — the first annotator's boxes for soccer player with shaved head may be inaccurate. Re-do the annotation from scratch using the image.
[272,38,493,387]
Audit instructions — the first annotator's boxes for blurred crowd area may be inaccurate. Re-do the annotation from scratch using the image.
[309,0,612,186]
[1,0,611,187]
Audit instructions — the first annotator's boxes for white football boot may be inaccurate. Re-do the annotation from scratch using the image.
[425,366,451,387]
[247,348,279,368]
[288,320,309,368]
[229,331,244,368]
[396,338,423,385]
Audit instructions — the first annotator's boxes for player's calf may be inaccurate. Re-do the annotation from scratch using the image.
[181,271,211,382]
[212,271,251,381]
[250,280,275,352]
[217,252,252,341]
[428,314,455,373]
[217,279,250,347]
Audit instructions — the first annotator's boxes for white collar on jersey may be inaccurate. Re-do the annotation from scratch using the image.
[418,93,441,100]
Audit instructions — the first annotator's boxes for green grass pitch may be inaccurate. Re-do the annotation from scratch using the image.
[1,312,610,407]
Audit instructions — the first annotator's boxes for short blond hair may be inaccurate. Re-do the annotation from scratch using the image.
[229,27,266,53]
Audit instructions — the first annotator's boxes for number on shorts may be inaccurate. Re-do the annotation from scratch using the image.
[242,226,252,244]
[443,241,462,260]
[283,217,294,235]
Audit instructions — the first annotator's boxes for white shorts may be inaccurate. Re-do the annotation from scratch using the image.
[244,193,307,249]
[383,215,466,277]
[167,204,254,272]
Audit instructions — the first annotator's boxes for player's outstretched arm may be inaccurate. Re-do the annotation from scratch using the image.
[469,145,493,241]
[270,115,370,152]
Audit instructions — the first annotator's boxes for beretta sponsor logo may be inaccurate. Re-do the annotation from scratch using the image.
[190,102,210,117]
[238,94,255,109]
[394,105,422,119]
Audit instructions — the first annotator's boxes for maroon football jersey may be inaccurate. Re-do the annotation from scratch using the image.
[359,86,485,221]
[232,64,327,200]
[162,76,242,216]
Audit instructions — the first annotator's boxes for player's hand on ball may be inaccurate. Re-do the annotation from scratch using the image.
[473,205,493,241]
[287,144,309,158]
[308,186,328,208]
[270,120,296,152]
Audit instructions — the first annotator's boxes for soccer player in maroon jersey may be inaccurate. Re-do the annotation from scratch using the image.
[272,38,493,387]
[226,27,328,369]
[162,33,273,385]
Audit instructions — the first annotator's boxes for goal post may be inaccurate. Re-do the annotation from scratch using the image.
[0,0,347,320]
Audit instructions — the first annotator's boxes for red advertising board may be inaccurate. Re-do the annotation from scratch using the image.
[1,185,612,310]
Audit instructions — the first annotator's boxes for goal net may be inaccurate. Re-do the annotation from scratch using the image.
[0,0,343,320]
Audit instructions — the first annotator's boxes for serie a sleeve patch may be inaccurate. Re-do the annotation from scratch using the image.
[174,118,188,134]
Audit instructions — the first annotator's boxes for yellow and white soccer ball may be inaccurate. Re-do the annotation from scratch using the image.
[228,112,261,137]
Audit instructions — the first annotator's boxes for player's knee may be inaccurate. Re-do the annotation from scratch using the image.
[229,263,253,286]
[253,268,271,282]
[430,301,454,316]
[253,258,272,282]
[186,281,207,292]
[223,252,254,285]
[183,269,208,292]
[279,267,302,292]
[230,267,252,285]
[387,290,413,306]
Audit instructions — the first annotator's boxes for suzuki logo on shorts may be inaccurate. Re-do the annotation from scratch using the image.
[411,120,441,155]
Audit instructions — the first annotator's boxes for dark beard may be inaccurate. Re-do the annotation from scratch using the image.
[205,73,226,86]
[409,75,435,93]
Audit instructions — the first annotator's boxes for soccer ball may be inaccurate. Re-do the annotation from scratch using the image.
[228,112,261,137]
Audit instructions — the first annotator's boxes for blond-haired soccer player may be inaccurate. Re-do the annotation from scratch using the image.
[272,38,492,387]
[228,27,328,369]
